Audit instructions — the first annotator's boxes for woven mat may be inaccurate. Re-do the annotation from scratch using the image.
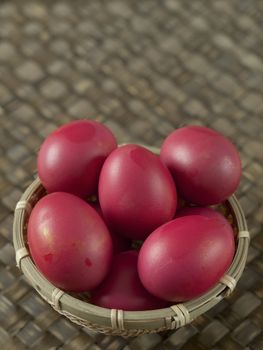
[0,1,262,349]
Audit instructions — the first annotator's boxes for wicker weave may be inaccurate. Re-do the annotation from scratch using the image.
[13,148,250,337]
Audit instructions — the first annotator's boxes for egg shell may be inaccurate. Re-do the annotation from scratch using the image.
[90,251,168,311]
[160,125,242,205]
[138,215,235,302]
[99,144,177,240]
[28,192,113,292]
[37,120,117,198]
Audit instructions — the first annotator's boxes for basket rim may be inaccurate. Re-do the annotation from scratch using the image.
[13,147,250,333]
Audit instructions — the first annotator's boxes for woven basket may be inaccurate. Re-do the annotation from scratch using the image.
[13,146,250,337]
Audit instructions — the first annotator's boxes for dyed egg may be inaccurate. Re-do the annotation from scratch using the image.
[160,125,242,205]
[138,215,235,302]
[99,144,177,240]
[37,120,117,198]
[90,251,167,310]
[28,192,113,292]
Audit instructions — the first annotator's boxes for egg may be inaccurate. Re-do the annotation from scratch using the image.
[37,120,117,198]
[98,144,177,240]
[160,125,242,205]
[138,215,235,302]
[90,251,167,311]
[28,192,113,292]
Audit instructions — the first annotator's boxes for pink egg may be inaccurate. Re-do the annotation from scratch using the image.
[99,144,177,240]
[28,192,113,292]
[37,120,117,198]
[138,215,235,302]
[160,125,242,205]
[89,201,131,254]
[90,251,167,311]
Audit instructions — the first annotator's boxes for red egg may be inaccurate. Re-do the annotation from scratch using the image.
[99,145,177,239]
[99,144,177,240]
[37,120,117,198]
[138,215,235,302]
[160,125,242,205]
[89,201,131,254]
[28,192,113,292]
[90,251,167,311]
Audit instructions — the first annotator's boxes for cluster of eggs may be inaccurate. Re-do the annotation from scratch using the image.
[28,120,241,310]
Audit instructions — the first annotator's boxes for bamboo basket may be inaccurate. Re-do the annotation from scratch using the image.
[13,146,250,337]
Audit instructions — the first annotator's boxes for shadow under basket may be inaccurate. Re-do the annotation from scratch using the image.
[13,148,250,337]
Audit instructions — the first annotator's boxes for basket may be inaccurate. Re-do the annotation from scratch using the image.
[13,146,250,337]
